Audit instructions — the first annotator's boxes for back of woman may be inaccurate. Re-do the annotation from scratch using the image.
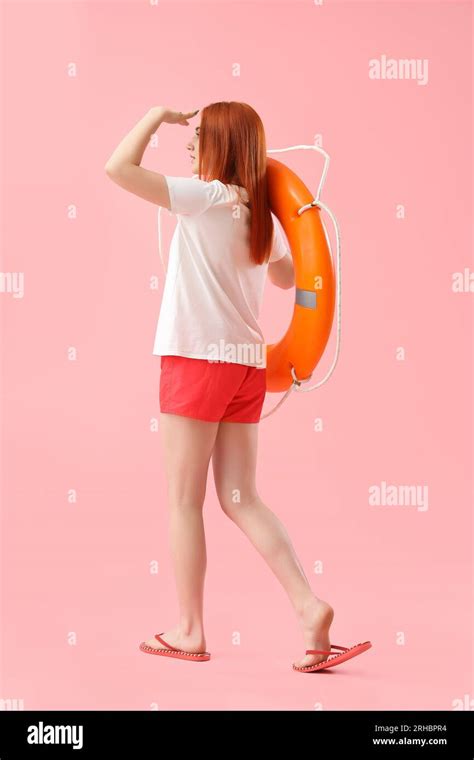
[153,173,289,369]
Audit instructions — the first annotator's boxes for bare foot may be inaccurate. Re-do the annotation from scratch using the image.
[293,596,335,668]
[142,626,207,653]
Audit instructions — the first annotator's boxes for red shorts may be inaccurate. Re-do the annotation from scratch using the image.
[159,355,267,423]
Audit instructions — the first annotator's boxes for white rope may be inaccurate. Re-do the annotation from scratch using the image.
[156,144,342,420]
[157,204,167,274]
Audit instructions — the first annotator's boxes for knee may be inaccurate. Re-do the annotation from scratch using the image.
[217,490,259,519]
[169,499,205,513]
[167,486,206,511]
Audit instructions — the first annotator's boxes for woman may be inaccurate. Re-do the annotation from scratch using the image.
[105,101,335,670]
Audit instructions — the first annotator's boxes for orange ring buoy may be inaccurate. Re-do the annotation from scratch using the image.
[265,157,336,392]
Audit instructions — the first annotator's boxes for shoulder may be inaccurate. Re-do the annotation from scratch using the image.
[164,175,247,217]
[192,178,247,211]
[204,178,243,201]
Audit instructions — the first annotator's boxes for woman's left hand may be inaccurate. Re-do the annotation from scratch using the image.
[154,106,200,125]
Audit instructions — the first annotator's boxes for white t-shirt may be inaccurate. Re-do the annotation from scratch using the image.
[152,174,290,369]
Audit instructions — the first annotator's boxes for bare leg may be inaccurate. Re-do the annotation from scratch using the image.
[211,420,334,667]
[143,412,219,652]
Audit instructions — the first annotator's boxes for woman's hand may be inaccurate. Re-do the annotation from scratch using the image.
[154,106,200,125]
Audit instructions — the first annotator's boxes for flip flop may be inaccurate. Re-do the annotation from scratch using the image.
[293,640,372,672]
[139,632,211,661]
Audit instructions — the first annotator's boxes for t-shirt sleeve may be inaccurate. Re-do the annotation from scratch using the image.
[269,215,290,263]
[164,175,240,217]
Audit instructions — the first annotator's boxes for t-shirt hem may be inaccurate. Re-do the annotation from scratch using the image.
[153,348,267,369]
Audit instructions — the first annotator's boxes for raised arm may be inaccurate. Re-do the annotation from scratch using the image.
[104,106,198,209]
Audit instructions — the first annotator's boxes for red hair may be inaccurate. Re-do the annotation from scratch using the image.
[198,101,274,266]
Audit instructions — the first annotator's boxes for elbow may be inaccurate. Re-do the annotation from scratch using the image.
[275,278,294,290]
[104,161,123,176]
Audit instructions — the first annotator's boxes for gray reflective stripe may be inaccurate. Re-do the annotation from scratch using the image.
[295,288,317,309]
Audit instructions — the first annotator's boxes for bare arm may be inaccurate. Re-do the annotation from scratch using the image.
[268,252,295,289]
[104,106,197,208]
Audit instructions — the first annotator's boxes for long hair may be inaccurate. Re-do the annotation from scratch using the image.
[198,101,274,266]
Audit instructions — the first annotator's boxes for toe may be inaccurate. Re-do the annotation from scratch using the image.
[144,636,167,650]
[293,654,328,669]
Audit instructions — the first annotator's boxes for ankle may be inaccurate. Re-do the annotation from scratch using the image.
[294,593,318,615]
[178,621,205,639]
[296,594,332,619]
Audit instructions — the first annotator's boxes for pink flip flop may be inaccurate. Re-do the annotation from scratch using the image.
[293,640,372,672]
[139,632,211,661]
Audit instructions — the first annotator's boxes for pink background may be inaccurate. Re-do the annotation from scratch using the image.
[1,0,472,710]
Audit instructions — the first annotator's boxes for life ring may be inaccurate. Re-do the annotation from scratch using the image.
[265,156,336,392]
